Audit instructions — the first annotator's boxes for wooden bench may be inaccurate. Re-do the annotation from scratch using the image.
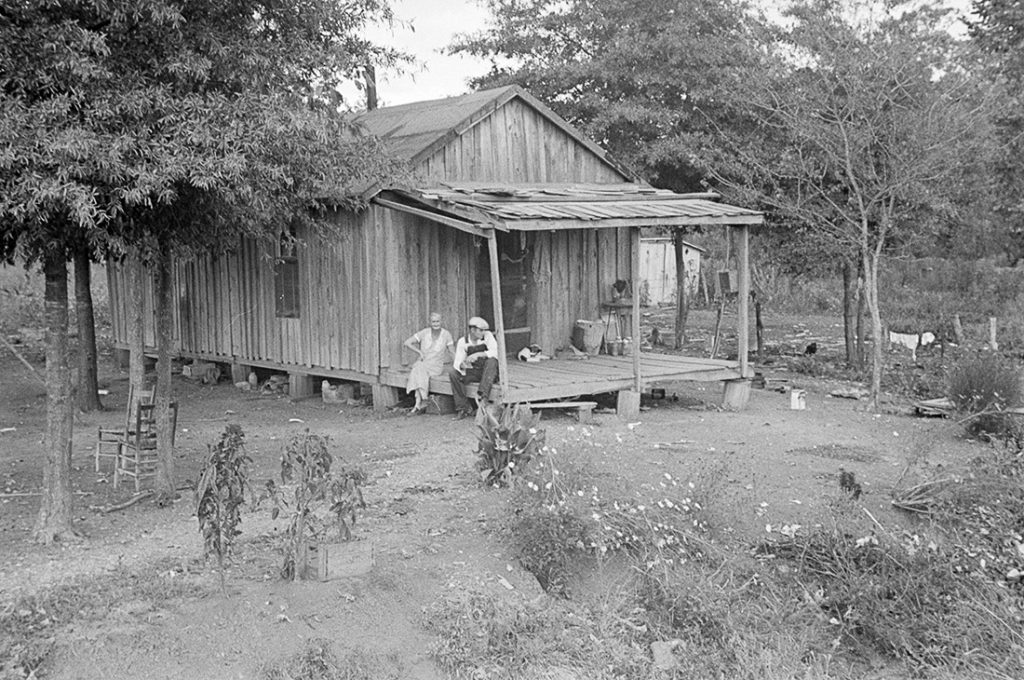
[527,401,598,423]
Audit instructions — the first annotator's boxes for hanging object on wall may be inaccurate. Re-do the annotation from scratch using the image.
[716,269,737,296]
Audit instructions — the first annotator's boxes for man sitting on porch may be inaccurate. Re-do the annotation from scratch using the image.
[448,316,499,420]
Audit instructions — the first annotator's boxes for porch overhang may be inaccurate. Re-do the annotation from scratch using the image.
[371,182,762,399]
[374,183,763,232]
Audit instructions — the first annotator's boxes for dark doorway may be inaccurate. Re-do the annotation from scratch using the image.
[477,232,530,352]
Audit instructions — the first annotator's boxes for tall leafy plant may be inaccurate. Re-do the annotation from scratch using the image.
[475,404,545,487]
[948,354,1024,437]
[261,431,366,580]
[195,424,252,591]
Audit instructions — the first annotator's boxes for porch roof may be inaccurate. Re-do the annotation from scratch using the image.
[376,183,763,232]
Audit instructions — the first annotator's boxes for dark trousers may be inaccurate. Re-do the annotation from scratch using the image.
[448,357,498,412]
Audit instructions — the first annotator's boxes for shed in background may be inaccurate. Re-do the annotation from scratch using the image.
[640,236,706,306]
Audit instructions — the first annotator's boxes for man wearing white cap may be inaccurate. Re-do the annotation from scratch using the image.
[447,316,499,419]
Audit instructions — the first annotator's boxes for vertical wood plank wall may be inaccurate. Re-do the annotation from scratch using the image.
[526,227,633,354]
[413,96,636,355]
[106,93,637,379]
[108,209,382,378]
[417,99,627,184]
[377,207,479,371]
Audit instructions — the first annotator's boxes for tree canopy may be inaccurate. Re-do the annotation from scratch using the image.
[970,0,1024,260]
[1,0,405,264]
[704,0,997,402]
[451,0,770,189]
[1,0,407,541]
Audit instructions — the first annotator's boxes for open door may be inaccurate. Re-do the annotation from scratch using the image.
[476,231,530,355]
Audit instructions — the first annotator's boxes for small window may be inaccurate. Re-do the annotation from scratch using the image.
[275,229,300,318]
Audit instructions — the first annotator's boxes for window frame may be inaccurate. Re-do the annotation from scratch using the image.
[274,229,301,319]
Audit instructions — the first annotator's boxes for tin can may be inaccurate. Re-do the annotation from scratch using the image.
[790,389,806,410]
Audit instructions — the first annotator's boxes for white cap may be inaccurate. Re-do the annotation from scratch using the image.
[468,316,489,330]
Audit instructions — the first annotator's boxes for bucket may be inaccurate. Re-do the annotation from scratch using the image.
[790,389,806,410]
[572,320,603,356]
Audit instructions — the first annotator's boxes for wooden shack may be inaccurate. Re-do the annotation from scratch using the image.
[107,85,763,411]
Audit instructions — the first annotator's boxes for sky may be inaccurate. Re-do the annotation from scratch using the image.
[352,0,494,108]
[347,0,977,109]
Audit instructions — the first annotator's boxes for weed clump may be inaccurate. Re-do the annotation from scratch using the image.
[506,503,589,597]
[259,639,400,680]
[503,434,718,599]
[424,587,602,678]
[758,528,1024,676]
[948,354,1023,436]
[892,445,1024,587]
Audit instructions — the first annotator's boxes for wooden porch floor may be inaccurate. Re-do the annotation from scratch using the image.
[381,352,742,404]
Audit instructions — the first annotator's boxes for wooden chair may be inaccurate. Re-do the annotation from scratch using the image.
[95,384,155,472]
[114,401,178,492]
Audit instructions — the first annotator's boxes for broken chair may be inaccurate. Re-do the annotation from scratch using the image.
[95,384,155,472]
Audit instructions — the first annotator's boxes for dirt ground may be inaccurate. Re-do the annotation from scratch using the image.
[0,312,981,679]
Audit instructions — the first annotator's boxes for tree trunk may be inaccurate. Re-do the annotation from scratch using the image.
[710,295,726,359]
[855,268,866,368]
[129,248,146,394]
[672,230,690,348]
[864,249,883,409]
[754,294,764,362]
[154,241,176,499]
[34,254,77,544]
[74,250,102,412]
[952,313,965,345]
[842,259,858,368]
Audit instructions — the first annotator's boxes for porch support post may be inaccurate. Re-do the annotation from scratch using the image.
[487,231,510,398]
[631,226,641,391]
[736,224,750,378]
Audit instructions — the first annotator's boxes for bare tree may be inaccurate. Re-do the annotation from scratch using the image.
[708,0,997,406]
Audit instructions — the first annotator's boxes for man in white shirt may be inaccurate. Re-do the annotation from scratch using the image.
[447,316,499,419]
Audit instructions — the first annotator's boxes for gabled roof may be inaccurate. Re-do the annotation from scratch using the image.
[354,85,633,180]
[376,183,763,235]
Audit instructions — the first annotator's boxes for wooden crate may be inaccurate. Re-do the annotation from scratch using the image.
[299,540,374,581]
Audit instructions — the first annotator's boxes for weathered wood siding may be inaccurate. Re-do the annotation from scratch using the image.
[416,98,626,184]
[377,207,479,372]
[108,210,385,378]
[526,229,634,353]
[412,96,636,355]
[107,93,637,380]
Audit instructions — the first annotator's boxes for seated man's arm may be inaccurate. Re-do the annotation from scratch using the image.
[483,332,499,359]
[452,338,468,374]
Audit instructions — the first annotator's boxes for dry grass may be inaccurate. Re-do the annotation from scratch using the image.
[0,557,210,678]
